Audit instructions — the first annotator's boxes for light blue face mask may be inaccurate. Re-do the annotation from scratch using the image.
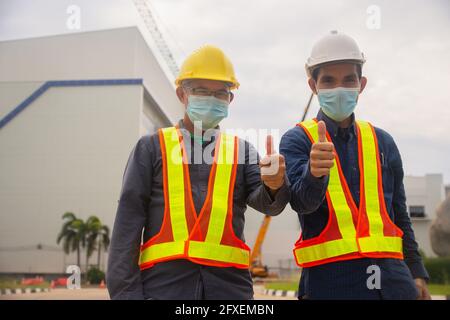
[186,95,229,130]
[317,87,360,121]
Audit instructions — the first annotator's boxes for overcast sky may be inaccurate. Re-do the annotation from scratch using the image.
[1,0,449,183]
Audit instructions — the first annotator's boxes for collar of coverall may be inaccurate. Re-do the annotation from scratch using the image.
[316,109,357,139]
[178,119,219,146]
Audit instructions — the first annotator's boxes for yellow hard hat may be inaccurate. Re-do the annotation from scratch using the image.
[175,45,240,89]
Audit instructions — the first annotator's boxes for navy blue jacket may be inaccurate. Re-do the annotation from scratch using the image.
[280,110,429,300]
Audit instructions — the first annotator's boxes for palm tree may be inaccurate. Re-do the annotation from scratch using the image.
[96,224,110,269]
[58,213,110,273]
[57,212,85,268]
[84,216,99,271]
[85,216,110,271]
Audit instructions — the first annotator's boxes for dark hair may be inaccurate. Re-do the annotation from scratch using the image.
[312,63,362,81]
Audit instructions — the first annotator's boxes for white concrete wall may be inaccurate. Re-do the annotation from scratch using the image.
[0,26,184,124]
[140,92,169,136]
[405,174,445,257]
[0,83,144,273]
[0,27,183,274]
[0,82,44,119]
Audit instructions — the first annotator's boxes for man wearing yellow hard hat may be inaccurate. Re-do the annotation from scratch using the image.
[107,45,290,299]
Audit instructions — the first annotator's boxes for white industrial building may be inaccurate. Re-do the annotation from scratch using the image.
[404,174,446,258]
[0,27,183,274]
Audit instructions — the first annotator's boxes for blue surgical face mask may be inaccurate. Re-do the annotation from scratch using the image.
[186,95,229,130]
[317,87,360,121]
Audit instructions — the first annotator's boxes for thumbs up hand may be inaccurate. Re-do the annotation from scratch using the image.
[310,121,335,178]
[260,135,286,191]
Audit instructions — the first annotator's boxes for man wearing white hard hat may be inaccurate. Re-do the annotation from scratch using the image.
[280,31,430,299]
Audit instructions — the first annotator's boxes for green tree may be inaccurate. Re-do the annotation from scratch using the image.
[57,212,86,268]
[96,224,110,269]
[58,213,110,273]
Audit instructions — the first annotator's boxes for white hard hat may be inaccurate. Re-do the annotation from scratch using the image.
[305,30,366,78]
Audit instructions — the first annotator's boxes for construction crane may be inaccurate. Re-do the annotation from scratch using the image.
[250,92,314,278]
[250,215,272,277]
[132,0,180,78]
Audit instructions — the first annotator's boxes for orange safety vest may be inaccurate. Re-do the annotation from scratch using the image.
[139,126,250,270]
[293,119,404,268]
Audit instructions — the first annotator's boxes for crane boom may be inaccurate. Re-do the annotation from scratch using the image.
[132,0,180,77]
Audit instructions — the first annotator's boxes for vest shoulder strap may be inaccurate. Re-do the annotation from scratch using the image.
[298,119,373,143]
[298,118,319,143]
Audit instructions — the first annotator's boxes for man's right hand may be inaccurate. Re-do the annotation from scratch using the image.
[310,120,335,178]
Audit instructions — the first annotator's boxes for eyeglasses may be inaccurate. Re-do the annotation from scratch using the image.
[183,86,231,100]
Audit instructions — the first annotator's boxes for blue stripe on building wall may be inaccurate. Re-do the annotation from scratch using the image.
[0,78,144,130]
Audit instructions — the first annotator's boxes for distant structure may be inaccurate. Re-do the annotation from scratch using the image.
[430,193,450,257]
[404,174,446,257]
